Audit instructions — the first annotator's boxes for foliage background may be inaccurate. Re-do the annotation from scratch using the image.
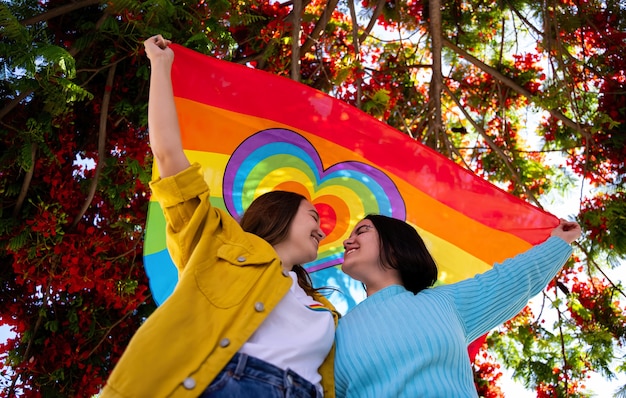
[1,0,625,396]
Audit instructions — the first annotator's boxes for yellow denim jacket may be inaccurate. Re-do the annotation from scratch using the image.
[101,164,338,398]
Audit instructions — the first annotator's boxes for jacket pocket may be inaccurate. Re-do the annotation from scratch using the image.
[195,242,275,309]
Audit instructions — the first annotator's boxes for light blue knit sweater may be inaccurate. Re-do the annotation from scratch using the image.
[334,237,573,398]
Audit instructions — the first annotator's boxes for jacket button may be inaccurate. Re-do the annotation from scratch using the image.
[254,302,265,312]
[182,377,196,390]
[237,256,246,262]
[219,338,230,347]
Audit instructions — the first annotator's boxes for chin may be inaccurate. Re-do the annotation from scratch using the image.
[340,263,351,276]
[342,264,359,279]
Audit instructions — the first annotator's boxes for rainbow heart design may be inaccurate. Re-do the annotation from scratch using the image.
[144,128,406,304]
[223,128,406,272]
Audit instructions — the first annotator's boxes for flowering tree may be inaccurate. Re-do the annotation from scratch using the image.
[0,0,624,396]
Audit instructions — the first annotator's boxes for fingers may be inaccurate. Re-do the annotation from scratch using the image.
[143,35,175,66]
[154,35,172,49]
[551,219,582,244]
[560,219,581,232]
[144,35,171,50]
[562,222,579,232]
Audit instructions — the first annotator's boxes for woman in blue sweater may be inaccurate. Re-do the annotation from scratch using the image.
[334,215,581,398]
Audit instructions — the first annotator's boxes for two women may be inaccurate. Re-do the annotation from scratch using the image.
[335,215,581,397]
[100,36,338,398]
[103,35,581,398]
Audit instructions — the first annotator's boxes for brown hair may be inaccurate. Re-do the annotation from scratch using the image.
[239,190,319,296]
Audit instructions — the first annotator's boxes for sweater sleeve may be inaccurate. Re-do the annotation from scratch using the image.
[335,369,347,398]
[446,236,573,342]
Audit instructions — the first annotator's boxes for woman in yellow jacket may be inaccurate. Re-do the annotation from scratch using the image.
[100,35,339,398]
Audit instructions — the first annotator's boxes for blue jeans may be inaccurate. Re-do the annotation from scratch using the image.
[200,353,322,398]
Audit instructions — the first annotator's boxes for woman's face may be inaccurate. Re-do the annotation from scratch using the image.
[277,200,326,267]
[341,220,382,282]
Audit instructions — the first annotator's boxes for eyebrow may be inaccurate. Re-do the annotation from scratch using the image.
[355,224,373,233]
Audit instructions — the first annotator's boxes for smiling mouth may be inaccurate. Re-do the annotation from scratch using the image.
[312,236,320,246]
[345,248,356,255]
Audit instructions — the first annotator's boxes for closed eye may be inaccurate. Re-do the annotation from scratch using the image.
[309,211,320,224]
[355,225,373,235]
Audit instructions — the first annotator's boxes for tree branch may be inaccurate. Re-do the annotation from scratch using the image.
[347,0,362,109]
[300,0,340,56]
[3,2,107,122]
[359,0,387,42]
[20,0,102,26]
[574,241,626,299]
[86,294,151,359]
[554,286,570,394]
[427,0,443,150]
[7,289,48,397]
[443,84,543,207]
[394,109,417,139]
[70,63,116,229]
[0,90,32,123]
[12,143,37,218]
[443,38,591,139]
[290,0,303,81]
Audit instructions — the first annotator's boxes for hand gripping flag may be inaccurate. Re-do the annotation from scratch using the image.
[143,44,559,357]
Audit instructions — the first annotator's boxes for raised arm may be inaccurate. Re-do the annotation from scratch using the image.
[144,35,191,178]
[448,219,581,342]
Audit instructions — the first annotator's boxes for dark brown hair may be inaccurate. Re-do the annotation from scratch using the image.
[240,190,319,296]
[365,214,438,294]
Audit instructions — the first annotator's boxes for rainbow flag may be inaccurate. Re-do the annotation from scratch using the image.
[143,44,558,313]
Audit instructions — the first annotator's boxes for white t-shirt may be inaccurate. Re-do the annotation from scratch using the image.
[239,271,335,392]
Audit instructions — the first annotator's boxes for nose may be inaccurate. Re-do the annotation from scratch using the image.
[343,236,354,250]
[316,228,326,240]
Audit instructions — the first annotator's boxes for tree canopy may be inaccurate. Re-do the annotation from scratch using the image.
[1,0,624,396]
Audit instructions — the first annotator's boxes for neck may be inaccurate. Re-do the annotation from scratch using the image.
[273,244,294,273]
[365,274,402,297]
